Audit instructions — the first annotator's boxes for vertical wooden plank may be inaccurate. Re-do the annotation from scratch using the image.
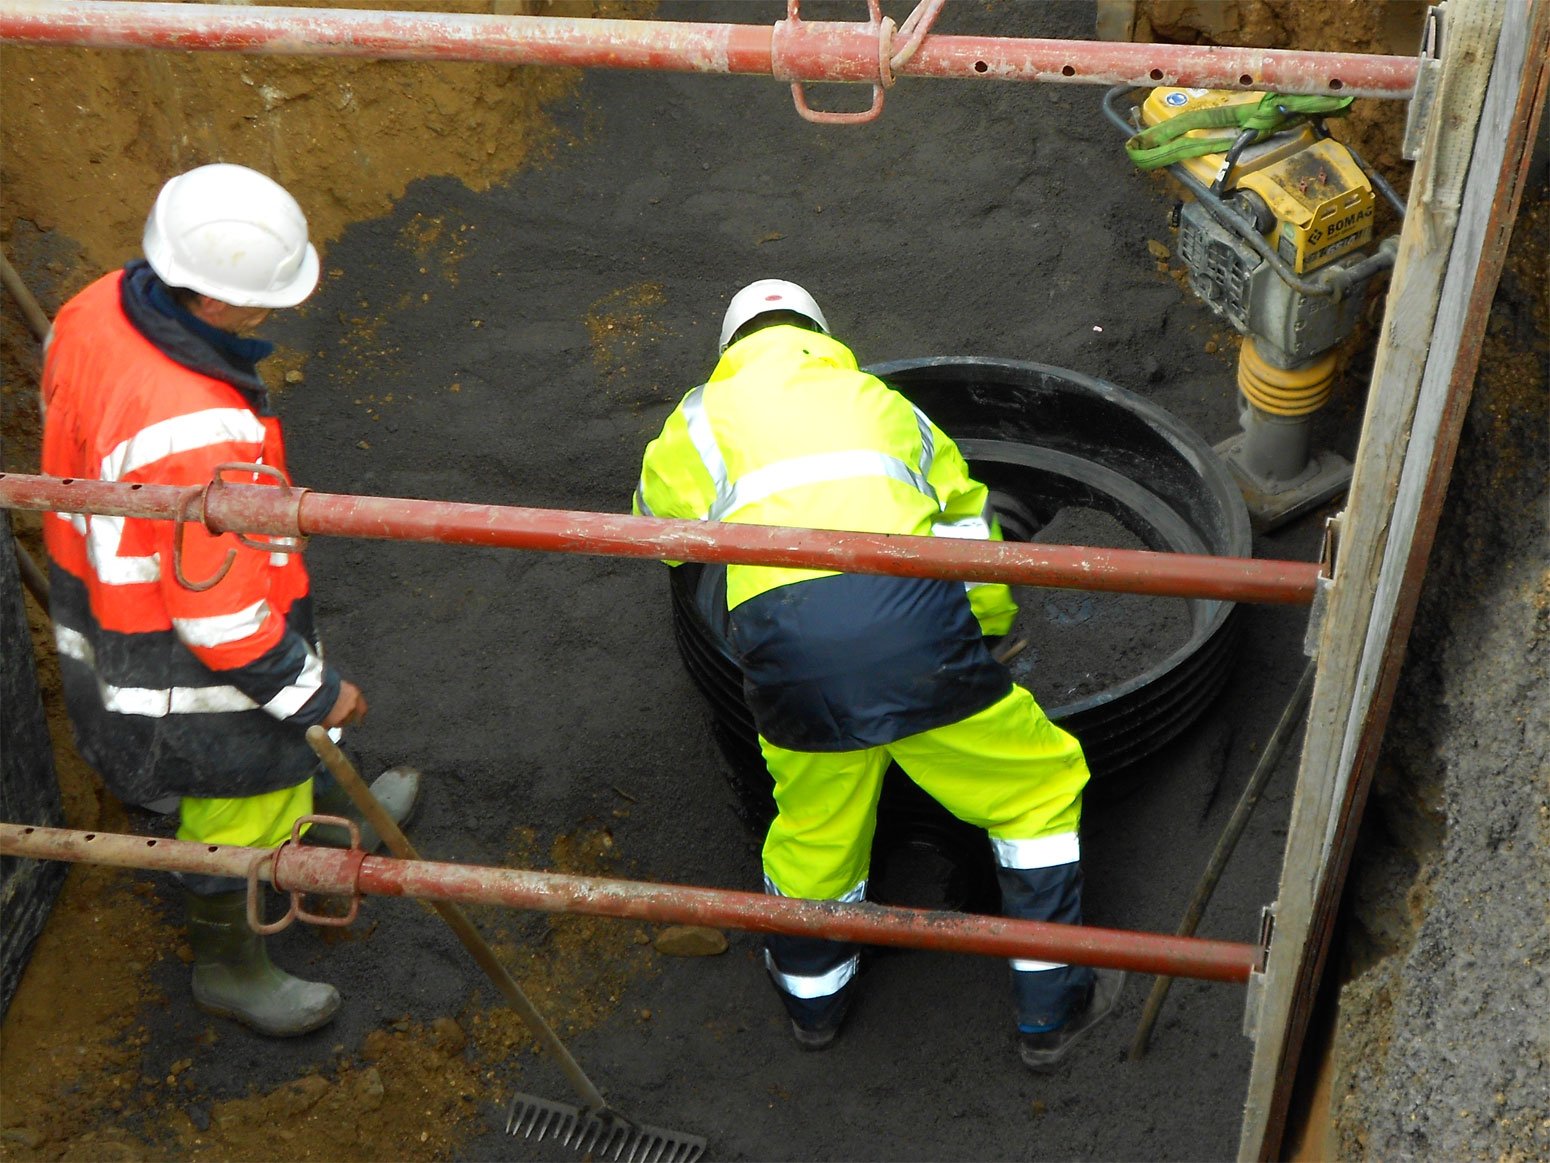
[1235,0,1547,1156]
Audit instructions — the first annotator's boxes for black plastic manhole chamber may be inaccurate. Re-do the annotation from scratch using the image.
[669,358,1252,911]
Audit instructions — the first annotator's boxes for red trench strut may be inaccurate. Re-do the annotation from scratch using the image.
[0,471,1322,605]
[0,1,1419,99]
[0,824,1262,984]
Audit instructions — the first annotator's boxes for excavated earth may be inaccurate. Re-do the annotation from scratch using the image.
[0,2,1544,1161]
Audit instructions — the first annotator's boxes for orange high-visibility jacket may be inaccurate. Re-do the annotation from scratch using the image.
[41,269,340,804]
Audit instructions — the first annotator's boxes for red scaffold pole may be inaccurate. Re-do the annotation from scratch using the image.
[0,1,1420,100]
[0,823,1262,984]
[0,471,1323,605]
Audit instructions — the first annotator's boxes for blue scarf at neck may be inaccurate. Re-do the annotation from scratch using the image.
[144,272,275,367]
[118,260,275,410]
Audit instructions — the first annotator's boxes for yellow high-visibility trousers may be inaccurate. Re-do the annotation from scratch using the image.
[760,684,1089,901]
[758,683,1094,1032]
[178,779,314,849]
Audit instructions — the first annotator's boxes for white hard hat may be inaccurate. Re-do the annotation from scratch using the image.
[142,164,320,309]
[719,279,829,351]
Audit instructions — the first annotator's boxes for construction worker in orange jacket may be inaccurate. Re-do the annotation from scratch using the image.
[634,280,1124,1070]
[41,163,419,1037]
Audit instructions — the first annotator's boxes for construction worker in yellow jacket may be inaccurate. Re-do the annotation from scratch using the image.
[634,280,1124,1070]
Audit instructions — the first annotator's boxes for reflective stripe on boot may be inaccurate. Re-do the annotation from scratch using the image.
[184,890,340,1037]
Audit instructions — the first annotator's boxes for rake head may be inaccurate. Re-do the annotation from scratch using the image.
[505,1092,706,1163]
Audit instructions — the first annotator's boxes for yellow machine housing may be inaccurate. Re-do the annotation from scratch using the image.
[1140,87,1375,275]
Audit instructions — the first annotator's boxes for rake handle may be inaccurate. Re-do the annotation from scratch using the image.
[1126,659,1318,1060]
[305,727,612,1115]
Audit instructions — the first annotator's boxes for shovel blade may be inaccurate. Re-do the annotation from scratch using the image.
[505,1093,706,1162]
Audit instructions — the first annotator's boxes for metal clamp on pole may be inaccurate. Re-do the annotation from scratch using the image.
[1242,902,1279,1040]
[777,0,889,124]
[1403,4,1446,161]
[1304,512,1343,655]
[244,815,365,935]
[170,462,309,592]
[209,462,310,554]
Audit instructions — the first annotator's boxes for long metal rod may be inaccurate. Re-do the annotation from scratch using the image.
[0,822,1262,984]
[0,471,1321,605]
[1128,659,1316,1059]
[0,1,1420,99]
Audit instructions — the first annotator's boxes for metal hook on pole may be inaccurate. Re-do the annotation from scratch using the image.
[890,0,945,72]
[171,483,235,592]
[782,0,890,124]
[169,462,308,593]
[243,814,366,936]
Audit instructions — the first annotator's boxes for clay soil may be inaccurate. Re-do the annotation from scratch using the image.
[0,2,1541,1161]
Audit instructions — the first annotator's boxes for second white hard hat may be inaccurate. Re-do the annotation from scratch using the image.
[143,163,320,309]
[719,279,829,351]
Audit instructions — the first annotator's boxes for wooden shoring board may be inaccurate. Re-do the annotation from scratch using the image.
[1236,0,1549,1158]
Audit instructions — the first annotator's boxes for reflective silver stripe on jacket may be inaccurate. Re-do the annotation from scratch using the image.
[932,508,993,541]
[86,514,161,586]
[1012,956,1070,973]
[261,650,327,719]
[722,450,937,520]
[105,684,258,716]
[172,599,272,648]
[678,386,941,523]
[52,622,333,720]
[55,625,258,716]
[98,408,266,483]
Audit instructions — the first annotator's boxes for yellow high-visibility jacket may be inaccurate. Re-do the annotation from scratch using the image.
[635,326,1019,751]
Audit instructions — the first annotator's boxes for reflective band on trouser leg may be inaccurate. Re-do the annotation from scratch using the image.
[992,832,1082,971]
[997,859,1093,1031]
[177,779,314,896]
[763,879,864,1029]
[880,685,1093,1031]
[758,736,881,1032]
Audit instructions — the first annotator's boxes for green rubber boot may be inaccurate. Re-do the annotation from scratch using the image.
[185,890,340,1037]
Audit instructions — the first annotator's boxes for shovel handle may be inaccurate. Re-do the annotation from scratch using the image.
[304,726,613,1116]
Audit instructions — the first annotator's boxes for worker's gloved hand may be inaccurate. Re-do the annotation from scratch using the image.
[322,680,367,728]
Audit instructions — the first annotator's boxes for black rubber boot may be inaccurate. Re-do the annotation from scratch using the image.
[1017,968,1125,1073]
[767,943,864,1052]
[790,988,854,1052]
[185,889,340,1037]
[307,766,422,853]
